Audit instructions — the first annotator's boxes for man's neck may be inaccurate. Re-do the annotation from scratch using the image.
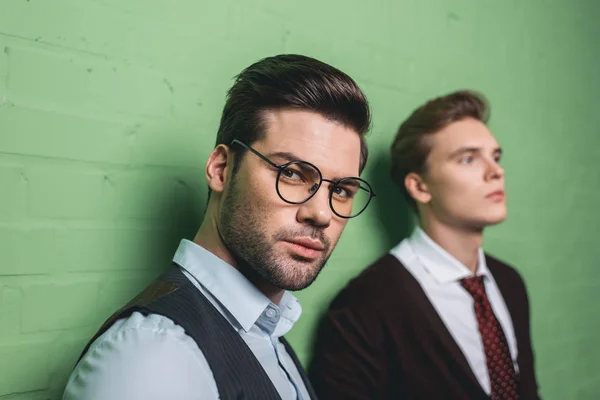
[419,218,484,274]
[193,216,286,305]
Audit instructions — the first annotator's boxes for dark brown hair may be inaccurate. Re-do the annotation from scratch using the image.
[216,54,371,175]
[390,90,490,209]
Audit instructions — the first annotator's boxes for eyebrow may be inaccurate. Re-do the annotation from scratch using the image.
[265,151,301,164]
[265,151,353,182]
[449,146,503,158]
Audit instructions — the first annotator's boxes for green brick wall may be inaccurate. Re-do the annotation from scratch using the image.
[0,1,598,399]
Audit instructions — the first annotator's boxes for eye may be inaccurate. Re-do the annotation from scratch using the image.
[333,186,350,198]
[494,155,502,163]
[280,167,303,181]
[332,184,359,200]
[459,155,474,164]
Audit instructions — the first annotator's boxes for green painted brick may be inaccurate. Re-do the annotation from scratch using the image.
[0,340,50,394]
[53,229,116,273]
[0,165,27,221]
[27,168,107,219]
[21,281,99,333]
[169,82,225,122]
[0,107,131,164]
[7,45,171,118]
[225,6,289,50]
[129,123,211,168]
[0,286,21,337]
[0,228,57,275]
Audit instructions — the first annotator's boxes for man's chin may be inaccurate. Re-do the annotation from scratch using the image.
[270,261,325,291]
[480,213,507,227]
[276,280,313,292]
[461,212,506,231]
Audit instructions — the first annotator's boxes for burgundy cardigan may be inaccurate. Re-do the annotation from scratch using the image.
[308,254,541,399]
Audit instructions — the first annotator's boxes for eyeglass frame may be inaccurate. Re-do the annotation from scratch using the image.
[230,139,376,219]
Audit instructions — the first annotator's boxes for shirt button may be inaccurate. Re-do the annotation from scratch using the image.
[266,308,277,318]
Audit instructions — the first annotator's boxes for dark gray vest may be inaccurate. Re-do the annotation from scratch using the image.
[77,265,317,400]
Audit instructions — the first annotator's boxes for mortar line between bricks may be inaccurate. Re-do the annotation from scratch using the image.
[0,219,201,229]
[0,271,155,285]
[0,389,50,399]
[0,31,111,61]
[0,150,203,171]
[4,99,174,124]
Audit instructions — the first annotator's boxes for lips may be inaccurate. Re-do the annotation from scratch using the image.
[285,238,325,251]
[281,237,325,259]
[486,190,505,199]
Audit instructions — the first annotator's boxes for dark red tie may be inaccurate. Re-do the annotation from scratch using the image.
[461,276,518,400]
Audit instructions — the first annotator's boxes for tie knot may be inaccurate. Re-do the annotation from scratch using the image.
[460,275,486,299]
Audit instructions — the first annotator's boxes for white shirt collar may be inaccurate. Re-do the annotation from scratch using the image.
[406,227,489,284]
[173,239,302,334]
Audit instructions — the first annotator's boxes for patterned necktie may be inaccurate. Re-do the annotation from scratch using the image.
[461,276,518,400]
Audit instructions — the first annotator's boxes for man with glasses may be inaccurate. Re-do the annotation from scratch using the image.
[63,54,374,400]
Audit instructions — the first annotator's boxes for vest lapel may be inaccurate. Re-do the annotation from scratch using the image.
[280,337,318,400]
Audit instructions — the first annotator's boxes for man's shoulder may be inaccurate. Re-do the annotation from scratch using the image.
[484,253,526,283]
[64,312,217,399]
[87,311,202,361]
[484,252,532,305]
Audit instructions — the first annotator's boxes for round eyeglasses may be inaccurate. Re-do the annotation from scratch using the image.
[231,139,375,218]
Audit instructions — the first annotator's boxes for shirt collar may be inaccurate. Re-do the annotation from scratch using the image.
[408,227,489,284]
[173,239,302,334]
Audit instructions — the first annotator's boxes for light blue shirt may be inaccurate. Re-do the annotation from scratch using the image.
[389,227,518,395]
[63,239,310,400]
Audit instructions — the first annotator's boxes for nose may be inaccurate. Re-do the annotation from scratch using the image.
[296,184,332,228]
[485,158,504,181]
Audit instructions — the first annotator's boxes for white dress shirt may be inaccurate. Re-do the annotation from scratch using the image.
[63,239,310,400]
[389,227,518,395]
